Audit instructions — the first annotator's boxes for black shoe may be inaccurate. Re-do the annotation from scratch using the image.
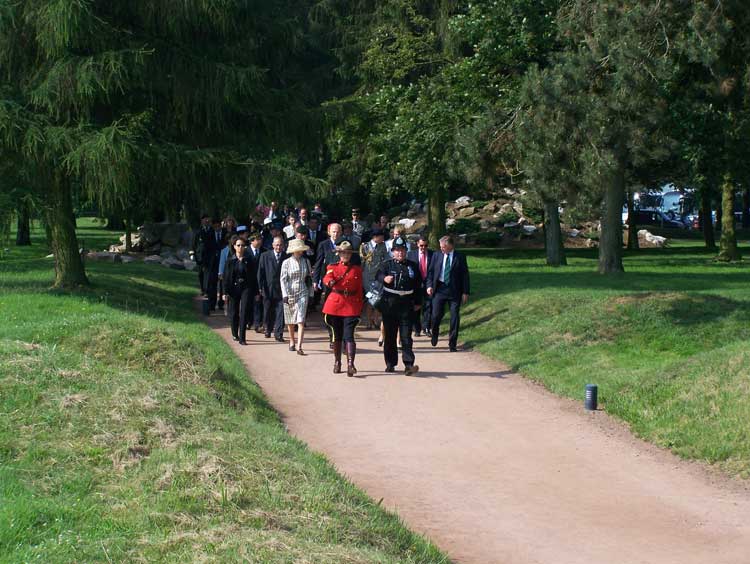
[238,340,247,345]
[414,331,422,337]
[378,339,384,347]
[275,336,285,343]
[329,342,334,350]
[384,365,396,373]
[255,327,263,333]
[405,365,419,376]
[431,334,438,347]
[265,333,271,339]
[289,344,296,352]
[449,347,458,352]
[232,335,239,341]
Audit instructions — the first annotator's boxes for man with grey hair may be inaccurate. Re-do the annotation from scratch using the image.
[425,235,470,352]
[257,235,287,342]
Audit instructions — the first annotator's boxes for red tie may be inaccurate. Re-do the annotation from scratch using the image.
[420,252,427,278]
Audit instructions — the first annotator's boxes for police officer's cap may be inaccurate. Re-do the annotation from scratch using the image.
[392,236,407,250]
[370,227,385,238]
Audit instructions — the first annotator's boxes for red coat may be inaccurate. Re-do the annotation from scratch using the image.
[322,262,364,317]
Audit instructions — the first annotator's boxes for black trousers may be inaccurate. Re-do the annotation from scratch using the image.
[431,287,461,349]
[248,296,263,330]
[263,297,284,339]
[324,314,360,343]
[228,289,251,342]
[205,255,220,309]
[412,290,432,334]
[198,265,205,293]
[382,300,416,368]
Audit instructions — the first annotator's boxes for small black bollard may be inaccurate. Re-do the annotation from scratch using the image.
[201,299,211,316]
[584,384,598,411]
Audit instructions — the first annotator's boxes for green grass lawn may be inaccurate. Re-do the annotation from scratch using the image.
[461,244,750,478]
[0,219,447,563]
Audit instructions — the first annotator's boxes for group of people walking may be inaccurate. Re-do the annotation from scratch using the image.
[192,204,471,376]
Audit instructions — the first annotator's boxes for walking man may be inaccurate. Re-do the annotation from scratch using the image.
[407,235,433,337]
[377,236,422,375]
[426,235,470,352]
[257,236,286,342]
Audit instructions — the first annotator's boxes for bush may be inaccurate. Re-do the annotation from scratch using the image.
[448,218,481,234]
[495,210,519,225]
[472,231,503,246]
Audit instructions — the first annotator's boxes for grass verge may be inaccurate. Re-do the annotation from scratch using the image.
[461,244,750,478]
[0,220,447,563]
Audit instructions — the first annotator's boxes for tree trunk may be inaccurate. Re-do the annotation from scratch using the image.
[598,160,625,274]
[626,189,639,251]
[700,190,716,250]
[742,188,750,229]
[427,184,446,248]
[543,200,567,266]
[47,175,88,288]
[123,218,132,253]
[15,202,31,246]
[717,173,740,261]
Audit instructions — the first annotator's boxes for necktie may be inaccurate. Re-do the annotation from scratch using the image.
[275,253,280,263]
[420,252,427,279]
[443,253,452,285]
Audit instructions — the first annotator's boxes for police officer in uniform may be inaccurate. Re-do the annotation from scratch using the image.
[377,236,422,375]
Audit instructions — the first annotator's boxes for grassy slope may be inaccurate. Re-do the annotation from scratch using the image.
[0,220,447,563]
[461,243,750,478]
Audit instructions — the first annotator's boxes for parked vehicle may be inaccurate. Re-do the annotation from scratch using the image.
[625,209,688,229]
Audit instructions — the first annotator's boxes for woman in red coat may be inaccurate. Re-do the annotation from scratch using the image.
[323,240,364,376]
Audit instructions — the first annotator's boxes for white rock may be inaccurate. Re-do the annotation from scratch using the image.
[46,253,54,259]
[398,218,417,229]
[522,225,538,234]
[455,196,472,207]
[568,229,581,238]
[183,259,198,271]
[446,218,457,227]
[504,221,520,228]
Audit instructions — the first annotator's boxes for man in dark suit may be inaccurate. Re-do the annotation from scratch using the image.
[247,233,266,333]
[257,235,286,342]
[204,218,226,312]
[426,235,470,352]
[192,214,212,295]
[407,235,434,337]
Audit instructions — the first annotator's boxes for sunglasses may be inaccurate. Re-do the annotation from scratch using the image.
[235,243,246,247]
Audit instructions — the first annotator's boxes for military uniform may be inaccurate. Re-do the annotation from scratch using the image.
[377,237,422,374]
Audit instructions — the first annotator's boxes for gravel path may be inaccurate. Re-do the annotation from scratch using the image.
[206,311,750,564]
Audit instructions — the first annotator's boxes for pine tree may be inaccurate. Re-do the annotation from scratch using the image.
[0,1,328,287]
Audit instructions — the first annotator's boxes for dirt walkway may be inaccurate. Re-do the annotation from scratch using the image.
[205,311,750,564]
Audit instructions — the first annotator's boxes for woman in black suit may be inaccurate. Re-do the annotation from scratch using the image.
[222,235,258,345]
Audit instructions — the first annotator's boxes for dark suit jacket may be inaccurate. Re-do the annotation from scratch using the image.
[407,249,434,281]
[425,250,470,299]
[257,250,286,301]
[204,228,226,269]
[313,238,361,285]
[222,255,258,298]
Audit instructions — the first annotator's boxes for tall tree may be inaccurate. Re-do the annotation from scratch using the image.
[0,1,328,287]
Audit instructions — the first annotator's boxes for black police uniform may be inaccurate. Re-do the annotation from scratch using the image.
[377,238,423,372]
[223,254,258,344]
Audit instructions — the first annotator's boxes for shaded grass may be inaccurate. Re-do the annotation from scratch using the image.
[460,244,750,478]
[0,221,447,563]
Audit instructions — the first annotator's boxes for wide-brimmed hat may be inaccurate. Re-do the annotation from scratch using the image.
[287,239,310,254]
[335,240,357,253]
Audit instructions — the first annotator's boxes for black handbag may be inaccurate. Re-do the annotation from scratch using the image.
[366,280,386,311]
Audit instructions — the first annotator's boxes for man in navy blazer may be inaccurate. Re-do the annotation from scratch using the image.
[407,235,434,337]
[425,235,470,351]
[256,236,286,342]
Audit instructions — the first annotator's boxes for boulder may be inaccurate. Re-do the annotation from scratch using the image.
[446,218,457,228]
[161,224,183,247]
[162,256,185,270]
[398,218,417,230]
[512,201,524,216]
[638,229,669,248]
[144,255,163,265]
[482,201,500,214]
[457,206,476,218]
[503,221,521,229]
[568,229,581,238]
[454,196,472,208]
[176,248,191,260]
[585,238,598,248]
[522,225,538,235]
[120,255,137,264]
[183,259,198,271]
